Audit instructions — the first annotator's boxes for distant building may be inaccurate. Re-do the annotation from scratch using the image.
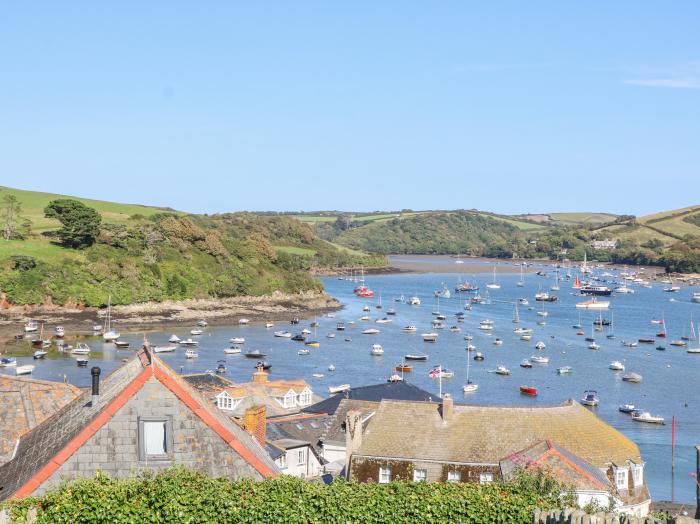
[346,396,650,517]
[591,239,618,250]
[184,368,321,419]
[0,348,277,501]
[0,375,81,465]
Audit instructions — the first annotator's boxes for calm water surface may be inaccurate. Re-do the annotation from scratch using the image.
[3,258,699,502]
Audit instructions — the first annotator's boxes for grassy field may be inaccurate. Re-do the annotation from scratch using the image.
[273,245,317,256]
[596,223,675,246]
[637,205,700,237]
[0,186,180,233]
[486,215,546,231]
[547,212,618,225]
[0,238,85,261]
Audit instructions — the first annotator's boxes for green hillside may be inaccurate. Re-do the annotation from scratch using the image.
[0,187,384,306]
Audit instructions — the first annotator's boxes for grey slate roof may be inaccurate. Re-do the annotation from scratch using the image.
[302,381,436,415]
[182,372,235,392]
[0,354,147,499]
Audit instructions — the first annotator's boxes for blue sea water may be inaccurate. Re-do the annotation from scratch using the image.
[3,257,699,503]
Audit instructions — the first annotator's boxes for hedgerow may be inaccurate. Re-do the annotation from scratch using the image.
[2,467,567,523]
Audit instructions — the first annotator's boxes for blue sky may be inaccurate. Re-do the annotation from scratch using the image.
[1,2,698,216]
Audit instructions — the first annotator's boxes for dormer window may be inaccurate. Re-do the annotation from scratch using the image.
[298,389,312,406]
[615,468,628,489]
[215,392,242,411]
[283,391,296,409]
[632,464,643,487]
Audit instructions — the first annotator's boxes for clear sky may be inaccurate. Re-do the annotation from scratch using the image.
[1,2,699,216]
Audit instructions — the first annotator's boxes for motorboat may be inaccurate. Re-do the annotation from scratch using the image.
[153,345,177,353]
[274,331,292,338]
[376,318,392,324]
[328,364,336,371]
[359,316,371,321]
[513,327,533,335]
[580,285,612,296]
[386,308,396,315]
[190,328,204,336]
[301,328,312,335]
[33,350,48,359]
[244,350,266,358]
[290,318,300,324]
[0,357,17,367]
[185,349,198,359]
[618,404,636,414]
[238,318,250,325]
[493,338,503,346]
[54,326,65,338]
[312,373,325,379]
[421,333,438,342]
[328,384,351,394]
[395,363,413,372]
[535,341,546,350]
[473,352,485,361]
[431,320,445,329]
[622,372,642,383]
[632,411,665,425]
[518,298,529,306]
[298,349,311,356]
[215,361,227,374]
[71,343,91,355]
[557,366,572,374]
[580,390,599,407]
[520,359,532,368]
[449,326,461,333]
[535,292,557,302]
[256,360,272,370]
[588,342,600,350]
[576,299,609,310]
[169,334,181,343]
[196,319,208,327]
[24,321,38,333]
[363,305,371,312]
[670,340,688,347]
[230,337,245,345]
[370,344,384,356]
[465,344,476,351]
[336,323,346,331]
[265,321,275,328]
[114,340,130,348]
[305,340,320,348]
[387,374,404,383]
[609,361,625,371]
[223,347,241,355]
[404,353,428,361]
[530,355,549,364]
[76,358,89,367]
[520,334,533,341]
[519,385,537,396]
[622,340,639,347]
[692,292,700,304]
[408,296,421,305]
[326,333,336,339]
[362,328,380,335]
[15,365,35,376]
[464,334,474,341]
[494,365,510,375]
[179,339,199,347]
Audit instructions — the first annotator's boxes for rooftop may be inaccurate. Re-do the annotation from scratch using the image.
[303,381,435,415]
[356,399,642,469]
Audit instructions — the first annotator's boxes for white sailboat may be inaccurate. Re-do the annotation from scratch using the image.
[102,295,120,341]
[688,323,700,354]
[486,266,500,289]
[462,349,478,393]
[550,271,560,291]
[512,302,520,324]
[517,264,525,287]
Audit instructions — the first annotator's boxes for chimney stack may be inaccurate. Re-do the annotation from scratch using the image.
[252,366,268,384]
[345,409,363,478]
[243,405,267,446]
[91,366,101,406]
[441,393,453,422]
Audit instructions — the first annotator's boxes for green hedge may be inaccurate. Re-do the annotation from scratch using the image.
[3,467,567,523]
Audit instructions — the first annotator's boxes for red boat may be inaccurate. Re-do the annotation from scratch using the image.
[576,330,584,336]
[656,332,666,338]
[355,286,375,298]
[519,385,538,396]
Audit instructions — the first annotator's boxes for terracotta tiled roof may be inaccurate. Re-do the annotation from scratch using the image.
[356,399,642,469]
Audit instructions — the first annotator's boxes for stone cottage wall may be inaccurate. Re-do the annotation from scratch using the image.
[34,375,263,494]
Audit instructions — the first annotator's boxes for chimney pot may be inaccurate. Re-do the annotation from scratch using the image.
[441,393,453,422]
[252,367,268,383]
[90,366,101,406]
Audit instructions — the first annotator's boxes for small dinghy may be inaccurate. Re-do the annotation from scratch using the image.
[519,385,537,396]
[114,340,130,348]
[153,344,177,353]
[15,364,35,376]
[404,353,428,361]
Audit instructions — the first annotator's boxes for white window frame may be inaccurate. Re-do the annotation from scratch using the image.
[283,391,296,409]
[137,416,173,461]
[277,454,287,469]
[615,468,627,489]
[413,469,427,482]
[297,448,306,465]
[378,466,391,484]
[479,472,493,484]
[298,389,312,406]
[216,392,242,411]
[632,464,643,487]
[447,470,461,483]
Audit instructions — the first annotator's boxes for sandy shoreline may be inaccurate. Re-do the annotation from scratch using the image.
[0,291,341,343]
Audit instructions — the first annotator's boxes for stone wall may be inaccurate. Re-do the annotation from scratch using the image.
[34,375,263,494]
[533,508,698,524]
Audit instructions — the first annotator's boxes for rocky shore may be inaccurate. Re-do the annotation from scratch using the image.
[0,291,341,342]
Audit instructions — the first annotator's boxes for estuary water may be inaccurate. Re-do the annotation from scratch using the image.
[3,257,699,503]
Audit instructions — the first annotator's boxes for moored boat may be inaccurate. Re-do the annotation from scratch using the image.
[580,390,599,406]
[519,385,537,396]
